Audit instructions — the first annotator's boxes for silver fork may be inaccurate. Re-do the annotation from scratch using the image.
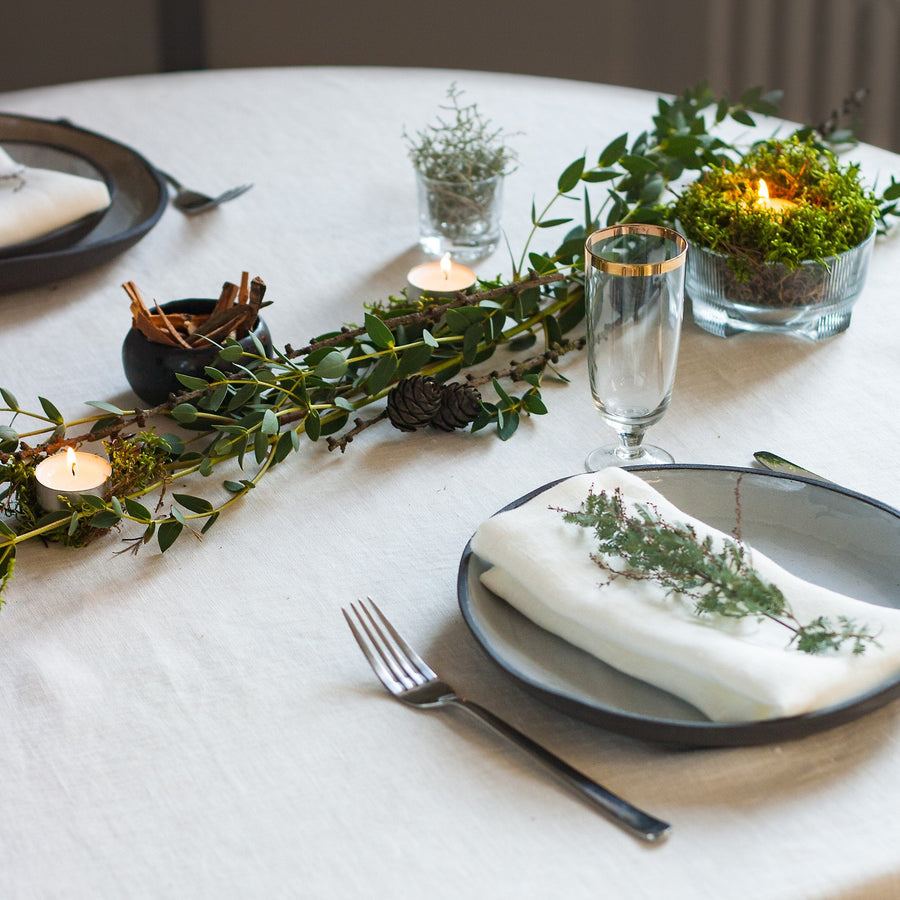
[343,598,671,842]
[157,169,253,215]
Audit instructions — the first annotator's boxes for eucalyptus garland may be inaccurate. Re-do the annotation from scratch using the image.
[2,82,898,602]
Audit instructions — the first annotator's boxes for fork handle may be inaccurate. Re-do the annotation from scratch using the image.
[452,698,671,842]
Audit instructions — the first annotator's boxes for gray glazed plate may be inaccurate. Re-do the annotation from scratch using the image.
[458,465,900,747]
[0,113,166,293]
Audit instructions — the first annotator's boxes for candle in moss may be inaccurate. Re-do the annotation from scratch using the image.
[34,447,111,511]
[407,252,476,301]
[756,179,797,216]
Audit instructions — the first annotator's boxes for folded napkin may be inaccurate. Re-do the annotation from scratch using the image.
[471,468,900,722]
[0,147,111,249]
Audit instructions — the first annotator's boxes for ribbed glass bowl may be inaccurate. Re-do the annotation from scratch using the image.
[685,228,875,341]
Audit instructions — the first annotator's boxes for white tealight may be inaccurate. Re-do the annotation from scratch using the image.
[407,252,476,301]
[34,447,112,511]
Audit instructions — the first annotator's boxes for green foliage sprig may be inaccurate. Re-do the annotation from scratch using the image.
[558,487,879,655]
[0,268,580,600]
[1,80,898,606]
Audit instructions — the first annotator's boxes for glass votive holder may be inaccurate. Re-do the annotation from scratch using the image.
[415,170,504,262]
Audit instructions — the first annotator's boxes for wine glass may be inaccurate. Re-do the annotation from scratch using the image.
[583,223,688,471]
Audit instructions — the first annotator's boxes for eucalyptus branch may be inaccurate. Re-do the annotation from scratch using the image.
[2,78,894,605]
[282,271,564,359]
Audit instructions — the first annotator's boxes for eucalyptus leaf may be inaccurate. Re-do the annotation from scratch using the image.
[171,403,198,424]
[0,387,19,411]
[173,493,214,514]
[85,400,125,415]
[364,313,395,350]
[557,156,585,193]
[273,430,295,462]
[217,341,244,363]
[158,434,185,457]
[314,350,349,380]
[38,396,63,424]
[397,343,433,379]
[157,520,183,552]
[123,498,152,520]
[523,392,548,415]
[367,353,398,395]
[497,409,519,440]
[200,512,219,534]
[79,494,107,511]
[201,384,229,412]
[175,374,209,391]
[598,133,628,167]
[90,510,122,529]
[305,408,322,442]
[36,510,71,529]
[261,409,280,435]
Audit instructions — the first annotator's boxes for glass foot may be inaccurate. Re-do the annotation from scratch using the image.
[585,444,674,472]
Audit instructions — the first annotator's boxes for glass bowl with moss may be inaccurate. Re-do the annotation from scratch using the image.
[674,138,878,340]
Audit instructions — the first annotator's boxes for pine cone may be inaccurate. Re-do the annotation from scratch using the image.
[430,382,482,431]
[386,375,444,432]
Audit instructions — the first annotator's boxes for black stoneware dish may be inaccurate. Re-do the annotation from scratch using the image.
[122,297,272,405]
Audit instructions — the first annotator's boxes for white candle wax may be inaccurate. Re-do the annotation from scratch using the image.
[34,447,112,511]
[407,252,476,301]
[757,179,796,216]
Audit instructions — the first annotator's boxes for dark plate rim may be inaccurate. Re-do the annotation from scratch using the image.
[0,112,167,289]
[457,464,900,747]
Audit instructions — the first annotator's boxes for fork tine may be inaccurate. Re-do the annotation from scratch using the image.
[358,599,427,687]
[367,598,438,681]
[345,603,417,691]
[342,607,402,693]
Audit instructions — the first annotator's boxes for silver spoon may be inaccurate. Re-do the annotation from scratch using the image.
[157,169,253,215]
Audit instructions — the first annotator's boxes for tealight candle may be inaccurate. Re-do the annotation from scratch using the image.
[34,447,112,511]
[407,252,476,301]
[756,179,796,215]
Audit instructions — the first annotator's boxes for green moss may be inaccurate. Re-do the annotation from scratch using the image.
[673,137,877,276]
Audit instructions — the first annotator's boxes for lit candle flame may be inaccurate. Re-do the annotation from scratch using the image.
[440,252,452,281]
[65,446,77,478]
[758,179,770,202]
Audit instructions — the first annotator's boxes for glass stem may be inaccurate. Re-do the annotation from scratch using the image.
[615,430,645,460]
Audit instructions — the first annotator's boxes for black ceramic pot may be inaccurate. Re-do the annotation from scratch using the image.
[122,298,273,405]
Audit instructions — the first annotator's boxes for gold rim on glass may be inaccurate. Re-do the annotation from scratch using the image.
[585,224,688,276]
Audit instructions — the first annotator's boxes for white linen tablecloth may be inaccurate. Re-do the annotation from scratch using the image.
[1,67,899,900]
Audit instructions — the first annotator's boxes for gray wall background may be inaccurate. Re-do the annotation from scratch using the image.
[3,0,899,151]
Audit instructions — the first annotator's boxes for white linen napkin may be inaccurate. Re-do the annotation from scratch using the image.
[0,146,111,249]
[470,468,900,722]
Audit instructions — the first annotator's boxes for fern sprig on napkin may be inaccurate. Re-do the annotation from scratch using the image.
[558,488,879,655]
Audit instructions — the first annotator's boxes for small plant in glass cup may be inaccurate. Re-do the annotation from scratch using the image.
[405,84,519,261]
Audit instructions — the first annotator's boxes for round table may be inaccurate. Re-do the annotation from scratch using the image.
[1,67,899,899]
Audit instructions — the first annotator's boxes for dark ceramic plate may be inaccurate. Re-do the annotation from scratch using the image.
[0,113,166,293]
[458,465,900,747]
[0,142,116,259]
